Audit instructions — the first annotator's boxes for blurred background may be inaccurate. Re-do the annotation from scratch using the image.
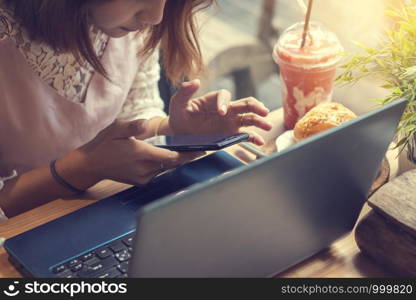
[196,0,401,114]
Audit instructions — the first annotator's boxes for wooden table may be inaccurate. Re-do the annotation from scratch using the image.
[0,109,394,278]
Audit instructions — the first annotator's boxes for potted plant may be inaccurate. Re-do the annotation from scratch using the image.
[336,1,416,164]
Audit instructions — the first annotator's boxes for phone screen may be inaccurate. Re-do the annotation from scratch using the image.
[145,133,249,151]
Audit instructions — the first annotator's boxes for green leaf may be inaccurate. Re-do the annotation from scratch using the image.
[337,1,416,158]
[393,87,403,95]
[380,84,394,89]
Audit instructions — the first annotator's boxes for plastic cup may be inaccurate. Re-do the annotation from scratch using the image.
[273,21,343,130]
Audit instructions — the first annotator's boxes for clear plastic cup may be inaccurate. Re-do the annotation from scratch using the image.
[273,21,343,130]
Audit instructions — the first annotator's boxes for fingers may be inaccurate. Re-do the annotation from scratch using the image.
[229,97,270,117]
[135,140,180,161]
[137,151,206,185]
[187,92,268,119]
[143,149,204,173]
[238,113,273,131]
[171,79,201,107]
[117,153,202,186]
[135,140,205,166]
[187,89,232,115]
[238,128,266,146]
[110,119,147,139]
[232,149,258,164]
[126,143,205,185]
[216,89,232,115]
[112,139,205,186]
[164,151,206,169]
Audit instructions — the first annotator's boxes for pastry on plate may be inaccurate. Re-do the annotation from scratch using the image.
[276,102,357,151]
[293,102,357,142]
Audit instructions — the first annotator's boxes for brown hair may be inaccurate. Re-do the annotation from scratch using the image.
[4,0,214,84]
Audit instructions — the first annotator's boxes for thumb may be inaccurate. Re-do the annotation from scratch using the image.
[110,119,146,139]
[171,79,200,106]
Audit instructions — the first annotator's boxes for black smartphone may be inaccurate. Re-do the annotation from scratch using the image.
[147,133,249,151]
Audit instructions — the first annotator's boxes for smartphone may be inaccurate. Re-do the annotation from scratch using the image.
[146,133,249,151]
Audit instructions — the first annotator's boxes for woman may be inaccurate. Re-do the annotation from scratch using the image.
[0,0,272,219]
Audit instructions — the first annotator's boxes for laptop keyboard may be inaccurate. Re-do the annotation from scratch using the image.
[50,232,135,278]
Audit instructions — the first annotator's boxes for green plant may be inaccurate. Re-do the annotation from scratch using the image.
[336,1,416,162]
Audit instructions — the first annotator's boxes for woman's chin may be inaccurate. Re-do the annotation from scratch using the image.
[100,28,130,38]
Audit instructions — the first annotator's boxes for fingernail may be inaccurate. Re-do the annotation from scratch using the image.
[185,79,200,86]
[221,104,228,114]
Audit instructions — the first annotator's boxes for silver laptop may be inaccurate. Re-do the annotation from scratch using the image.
[128,99,406,277]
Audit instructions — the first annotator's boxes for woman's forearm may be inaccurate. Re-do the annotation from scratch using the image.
[0,116,175,218]
[0,150,99,218]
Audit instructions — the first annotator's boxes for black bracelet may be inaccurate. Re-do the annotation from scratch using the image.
[49,159,85,194]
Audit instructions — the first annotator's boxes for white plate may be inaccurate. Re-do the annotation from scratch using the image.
[275,130,296,152]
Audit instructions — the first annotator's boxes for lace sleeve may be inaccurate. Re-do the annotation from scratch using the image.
[0,208,7,223]
[0,11,12,40]
[117,49,167,121]
[0,170,17,223]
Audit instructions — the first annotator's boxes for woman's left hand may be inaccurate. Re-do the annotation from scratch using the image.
[168,79,273,146]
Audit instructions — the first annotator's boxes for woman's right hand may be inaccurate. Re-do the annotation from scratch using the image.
[59,119,204,188]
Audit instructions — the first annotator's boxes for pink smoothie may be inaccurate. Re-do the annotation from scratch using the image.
[273,22,343,129]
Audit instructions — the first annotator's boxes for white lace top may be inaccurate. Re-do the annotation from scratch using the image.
[0,4,167,221]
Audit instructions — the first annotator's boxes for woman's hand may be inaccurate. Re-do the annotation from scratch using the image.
[70,119,204,187]
[168,79,273,146]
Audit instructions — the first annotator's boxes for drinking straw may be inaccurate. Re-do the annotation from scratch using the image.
[300,0,314,49]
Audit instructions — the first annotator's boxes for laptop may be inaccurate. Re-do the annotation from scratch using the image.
[4,98,407,278]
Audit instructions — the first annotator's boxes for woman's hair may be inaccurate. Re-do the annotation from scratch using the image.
[5,0,214,84]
